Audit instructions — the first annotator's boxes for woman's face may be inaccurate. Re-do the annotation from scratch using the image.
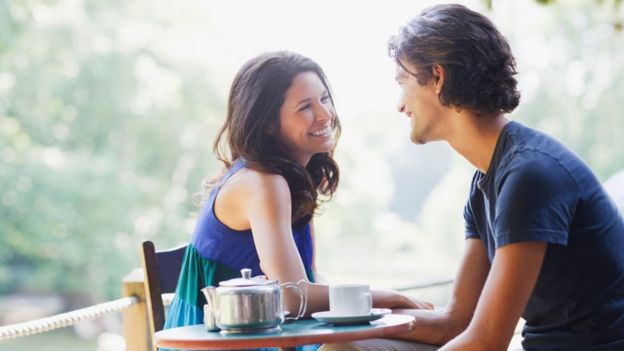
[277,72,336,165]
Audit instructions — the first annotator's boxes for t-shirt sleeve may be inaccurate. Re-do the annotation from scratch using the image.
[464,171,482,239]
[494,154,580,248]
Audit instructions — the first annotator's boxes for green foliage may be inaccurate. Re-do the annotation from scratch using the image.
[535,0,557,5]
[0,0,222,299]
[510,1,624,179]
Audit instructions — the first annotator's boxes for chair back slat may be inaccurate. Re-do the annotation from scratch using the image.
[140,240,187,350]
[155,245,187,293]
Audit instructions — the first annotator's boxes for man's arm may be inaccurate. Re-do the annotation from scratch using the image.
[441,241,547,351]
[392,238,491,345]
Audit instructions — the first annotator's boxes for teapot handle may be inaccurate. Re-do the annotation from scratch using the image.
[281,279,307,321]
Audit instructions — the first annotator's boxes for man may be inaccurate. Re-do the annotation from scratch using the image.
[321,4,624,351]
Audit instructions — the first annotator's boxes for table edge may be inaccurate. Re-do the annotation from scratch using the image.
[155,317,415,350]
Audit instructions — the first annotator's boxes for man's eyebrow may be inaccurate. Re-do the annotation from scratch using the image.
[395,71,407,81]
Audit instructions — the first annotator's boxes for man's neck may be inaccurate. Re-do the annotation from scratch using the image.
[446,112,509,173]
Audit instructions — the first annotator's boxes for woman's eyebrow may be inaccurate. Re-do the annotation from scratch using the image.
[296,98,312,108]
[296,91,329,107]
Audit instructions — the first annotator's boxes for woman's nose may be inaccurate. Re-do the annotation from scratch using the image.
[317,104,333,121]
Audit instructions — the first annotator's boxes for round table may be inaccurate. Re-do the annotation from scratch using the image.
[154,314,415,350]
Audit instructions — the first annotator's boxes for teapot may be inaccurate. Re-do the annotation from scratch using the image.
[201,268,307,333]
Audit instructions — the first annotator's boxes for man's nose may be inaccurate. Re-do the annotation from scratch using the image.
[397,102,406,114]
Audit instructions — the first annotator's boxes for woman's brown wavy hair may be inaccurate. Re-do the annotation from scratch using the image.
[208,51,341,225]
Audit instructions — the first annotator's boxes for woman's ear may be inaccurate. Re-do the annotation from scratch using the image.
[431,64,445,95]
[267,121,279,135]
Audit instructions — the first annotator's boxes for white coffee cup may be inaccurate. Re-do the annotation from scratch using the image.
[329,284,372,316]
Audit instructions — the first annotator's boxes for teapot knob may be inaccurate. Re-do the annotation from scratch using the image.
[241,268,252,279]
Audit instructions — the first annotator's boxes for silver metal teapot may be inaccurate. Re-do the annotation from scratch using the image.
[201,268,307,333]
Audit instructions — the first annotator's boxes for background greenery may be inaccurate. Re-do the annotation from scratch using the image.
[1,0,623,349]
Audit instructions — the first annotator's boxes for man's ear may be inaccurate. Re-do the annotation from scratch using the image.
[431,64,445,95]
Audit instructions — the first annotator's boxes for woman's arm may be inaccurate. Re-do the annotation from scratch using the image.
[237,171,328,315]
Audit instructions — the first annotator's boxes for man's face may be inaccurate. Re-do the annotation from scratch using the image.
[395,60,448,144]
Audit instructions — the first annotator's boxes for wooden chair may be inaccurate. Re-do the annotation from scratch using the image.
[140,240,187,351]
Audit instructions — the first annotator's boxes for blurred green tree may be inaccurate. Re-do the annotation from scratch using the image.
[0,0,222,300]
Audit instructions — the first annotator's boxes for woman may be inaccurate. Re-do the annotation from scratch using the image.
[164,51,432,349]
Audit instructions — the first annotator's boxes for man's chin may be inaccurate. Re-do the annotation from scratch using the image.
[410,133,427,145]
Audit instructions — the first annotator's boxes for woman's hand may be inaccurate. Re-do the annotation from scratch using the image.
[372,288,434,310]
[402,295,435,310]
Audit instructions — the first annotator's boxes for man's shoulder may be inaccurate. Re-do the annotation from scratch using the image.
[500,122,585,179]
[498,147,580,194]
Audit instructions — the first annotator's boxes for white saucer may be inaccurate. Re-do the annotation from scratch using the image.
[311,308,391,325]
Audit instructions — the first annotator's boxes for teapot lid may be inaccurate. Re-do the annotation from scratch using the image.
[219,268,277,287]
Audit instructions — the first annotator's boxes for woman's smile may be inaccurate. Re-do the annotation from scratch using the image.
[310,125,332,137]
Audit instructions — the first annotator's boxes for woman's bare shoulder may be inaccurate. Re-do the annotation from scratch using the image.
[215,168,290,229]
[223,168,290,200]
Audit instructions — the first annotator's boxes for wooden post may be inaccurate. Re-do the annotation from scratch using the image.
[122,268,150,351]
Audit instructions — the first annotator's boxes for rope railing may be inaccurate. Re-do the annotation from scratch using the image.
[0,295,139,342]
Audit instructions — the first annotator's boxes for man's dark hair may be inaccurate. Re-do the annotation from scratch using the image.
[388,4,520,116]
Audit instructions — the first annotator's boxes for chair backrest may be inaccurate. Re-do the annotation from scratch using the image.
[140,240,187,348]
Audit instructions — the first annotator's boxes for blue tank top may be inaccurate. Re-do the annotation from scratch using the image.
[191,158,315,278]
[163,158,317,351]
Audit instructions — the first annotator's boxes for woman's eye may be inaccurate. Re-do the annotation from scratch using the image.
[321,95,330,103]
[298,104,311,112]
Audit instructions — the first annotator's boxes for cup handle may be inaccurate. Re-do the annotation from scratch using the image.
[364,292,372,312]
[281,279,307,321]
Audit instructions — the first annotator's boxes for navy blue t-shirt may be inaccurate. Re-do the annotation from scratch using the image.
[464,121,624,350]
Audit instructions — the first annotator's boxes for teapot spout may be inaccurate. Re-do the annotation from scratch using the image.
[201,286,217,309]
[201,286,219,331]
